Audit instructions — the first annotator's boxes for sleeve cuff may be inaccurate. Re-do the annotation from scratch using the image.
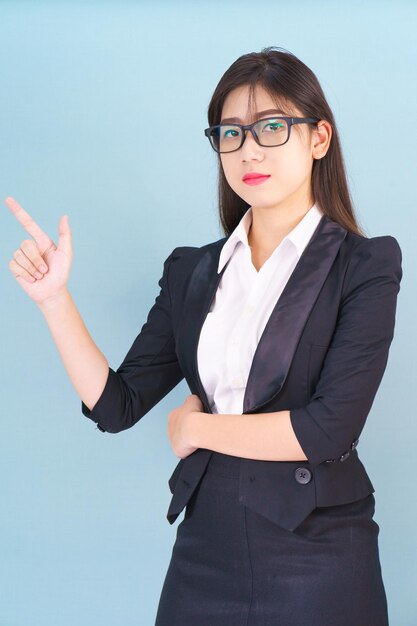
[81,366,118,432]
[290,407,333,468]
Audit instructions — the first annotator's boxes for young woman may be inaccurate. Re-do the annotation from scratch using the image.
[6,47,402,625]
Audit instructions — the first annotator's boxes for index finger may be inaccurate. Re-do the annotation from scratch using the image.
[5,196,52,245]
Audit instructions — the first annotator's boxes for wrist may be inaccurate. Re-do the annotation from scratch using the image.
[37,289,71,313]
[188,410,207,449]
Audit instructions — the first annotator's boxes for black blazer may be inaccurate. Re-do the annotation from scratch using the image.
[81,214,402,532]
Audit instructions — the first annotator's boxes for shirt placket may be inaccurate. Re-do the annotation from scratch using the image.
[225,251,272,390]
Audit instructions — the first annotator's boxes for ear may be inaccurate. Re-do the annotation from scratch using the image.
[311,120,332,160]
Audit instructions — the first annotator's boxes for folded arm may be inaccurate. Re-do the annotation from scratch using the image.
[190,236,403,466]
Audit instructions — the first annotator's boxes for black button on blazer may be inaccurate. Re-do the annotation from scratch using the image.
[81,214,402,532]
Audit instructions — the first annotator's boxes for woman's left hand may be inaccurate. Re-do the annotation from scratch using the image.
[168,394,204,459]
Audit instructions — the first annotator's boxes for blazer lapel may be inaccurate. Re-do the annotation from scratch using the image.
[243,215,347,412]
[176,238,228,413]
[176,215,347,415]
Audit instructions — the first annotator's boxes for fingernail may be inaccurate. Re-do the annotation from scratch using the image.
[40,264,47,272]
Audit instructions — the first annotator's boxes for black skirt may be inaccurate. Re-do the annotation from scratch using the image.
[155,451,389,626]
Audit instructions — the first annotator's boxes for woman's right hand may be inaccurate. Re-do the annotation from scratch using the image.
[5,196,73,306]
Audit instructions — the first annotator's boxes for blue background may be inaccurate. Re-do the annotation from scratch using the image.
[0,2,416,624]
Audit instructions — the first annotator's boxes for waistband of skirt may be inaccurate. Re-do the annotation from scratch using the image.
[204,451,242,478]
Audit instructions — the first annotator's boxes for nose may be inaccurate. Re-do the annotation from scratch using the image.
[240,129,264,161]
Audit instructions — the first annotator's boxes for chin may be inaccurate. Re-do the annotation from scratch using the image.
[245,194,285,209]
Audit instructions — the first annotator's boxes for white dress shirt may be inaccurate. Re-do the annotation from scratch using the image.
[196,203,324,415]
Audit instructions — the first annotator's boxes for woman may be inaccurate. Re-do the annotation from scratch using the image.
[6,47,402,625]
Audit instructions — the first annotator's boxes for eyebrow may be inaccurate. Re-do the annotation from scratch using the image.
[220,109,287,124]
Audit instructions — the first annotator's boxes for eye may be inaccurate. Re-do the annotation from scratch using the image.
[223,128,240,138]
[262,120,285,132]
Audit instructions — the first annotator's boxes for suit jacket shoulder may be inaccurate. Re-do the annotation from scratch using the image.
[341,233,403,301]
[171,237,227,262]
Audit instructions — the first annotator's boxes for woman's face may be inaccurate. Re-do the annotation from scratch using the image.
[219,84,320,213]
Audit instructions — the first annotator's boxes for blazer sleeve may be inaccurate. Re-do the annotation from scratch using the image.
[81,248,184,433]
[289,235,403,468]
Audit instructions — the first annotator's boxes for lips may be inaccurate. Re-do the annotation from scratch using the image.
[242,172,270,181]
[242,173,271,186]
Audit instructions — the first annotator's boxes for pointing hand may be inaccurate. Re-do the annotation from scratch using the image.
[5,196,73,306]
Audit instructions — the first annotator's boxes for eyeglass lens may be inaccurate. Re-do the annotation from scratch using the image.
[210,118,289,152]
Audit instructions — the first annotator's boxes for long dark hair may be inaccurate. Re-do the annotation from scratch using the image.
[207,46,366,237]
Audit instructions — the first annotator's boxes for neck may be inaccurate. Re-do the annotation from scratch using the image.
[247,194,315,253]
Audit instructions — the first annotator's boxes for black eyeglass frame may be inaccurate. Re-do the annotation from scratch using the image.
[204,116,320,153]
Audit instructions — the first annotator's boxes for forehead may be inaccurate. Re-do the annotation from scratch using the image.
[221,84,297,123]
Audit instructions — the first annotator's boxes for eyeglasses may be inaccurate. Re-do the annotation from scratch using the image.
[204,116,320,153]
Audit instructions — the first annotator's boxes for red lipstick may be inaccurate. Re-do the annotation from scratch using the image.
[242,172,271,186]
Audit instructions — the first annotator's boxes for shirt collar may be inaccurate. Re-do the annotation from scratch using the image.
[217,203,324,273]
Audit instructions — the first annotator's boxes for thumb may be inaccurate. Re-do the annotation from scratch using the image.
[58,214,72,255]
